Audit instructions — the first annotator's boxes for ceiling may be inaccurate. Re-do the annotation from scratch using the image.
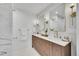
[14,3,51,15]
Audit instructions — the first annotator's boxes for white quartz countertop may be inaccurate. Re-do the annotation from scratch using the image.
[32,34,71,47]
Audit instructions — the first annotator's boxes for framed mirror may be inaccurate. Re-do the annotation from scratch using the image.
[49,4,66,32]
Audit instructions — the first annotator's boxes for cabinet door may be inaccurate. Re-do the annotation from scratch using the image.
[51,43,62,56]
[39,39,50,56]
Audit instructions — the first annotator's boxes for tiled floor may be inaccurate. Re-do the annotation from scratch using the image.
[12,40,40,56]
[12,48,40,56]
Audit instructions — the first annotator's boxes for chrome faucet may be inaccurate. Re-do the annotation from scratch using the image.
[54,31,58,38]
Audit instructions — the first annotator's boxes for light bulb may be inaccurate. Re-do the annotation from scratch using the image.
[70,3,75,8]
[71,3,74,6]
[56,11,58,14]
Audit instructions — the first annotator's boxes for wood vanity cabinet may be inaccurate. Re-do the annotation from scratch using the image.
[49,42,71,56]
[32,35,71,56]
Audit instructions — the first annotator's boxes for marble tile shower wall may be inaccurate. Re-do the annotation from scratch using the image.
[0,4,12,56]
[0,3,35,55]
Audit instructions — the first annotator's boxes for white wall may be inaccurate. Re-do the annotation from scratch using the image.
[76,4,79,56]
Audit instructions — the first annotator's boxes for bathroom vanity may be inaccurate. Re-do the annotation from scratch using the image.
[32,34,71,56]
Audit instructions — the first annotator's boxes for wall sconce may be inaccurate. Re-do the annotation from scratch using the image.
[70,3,76,25]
